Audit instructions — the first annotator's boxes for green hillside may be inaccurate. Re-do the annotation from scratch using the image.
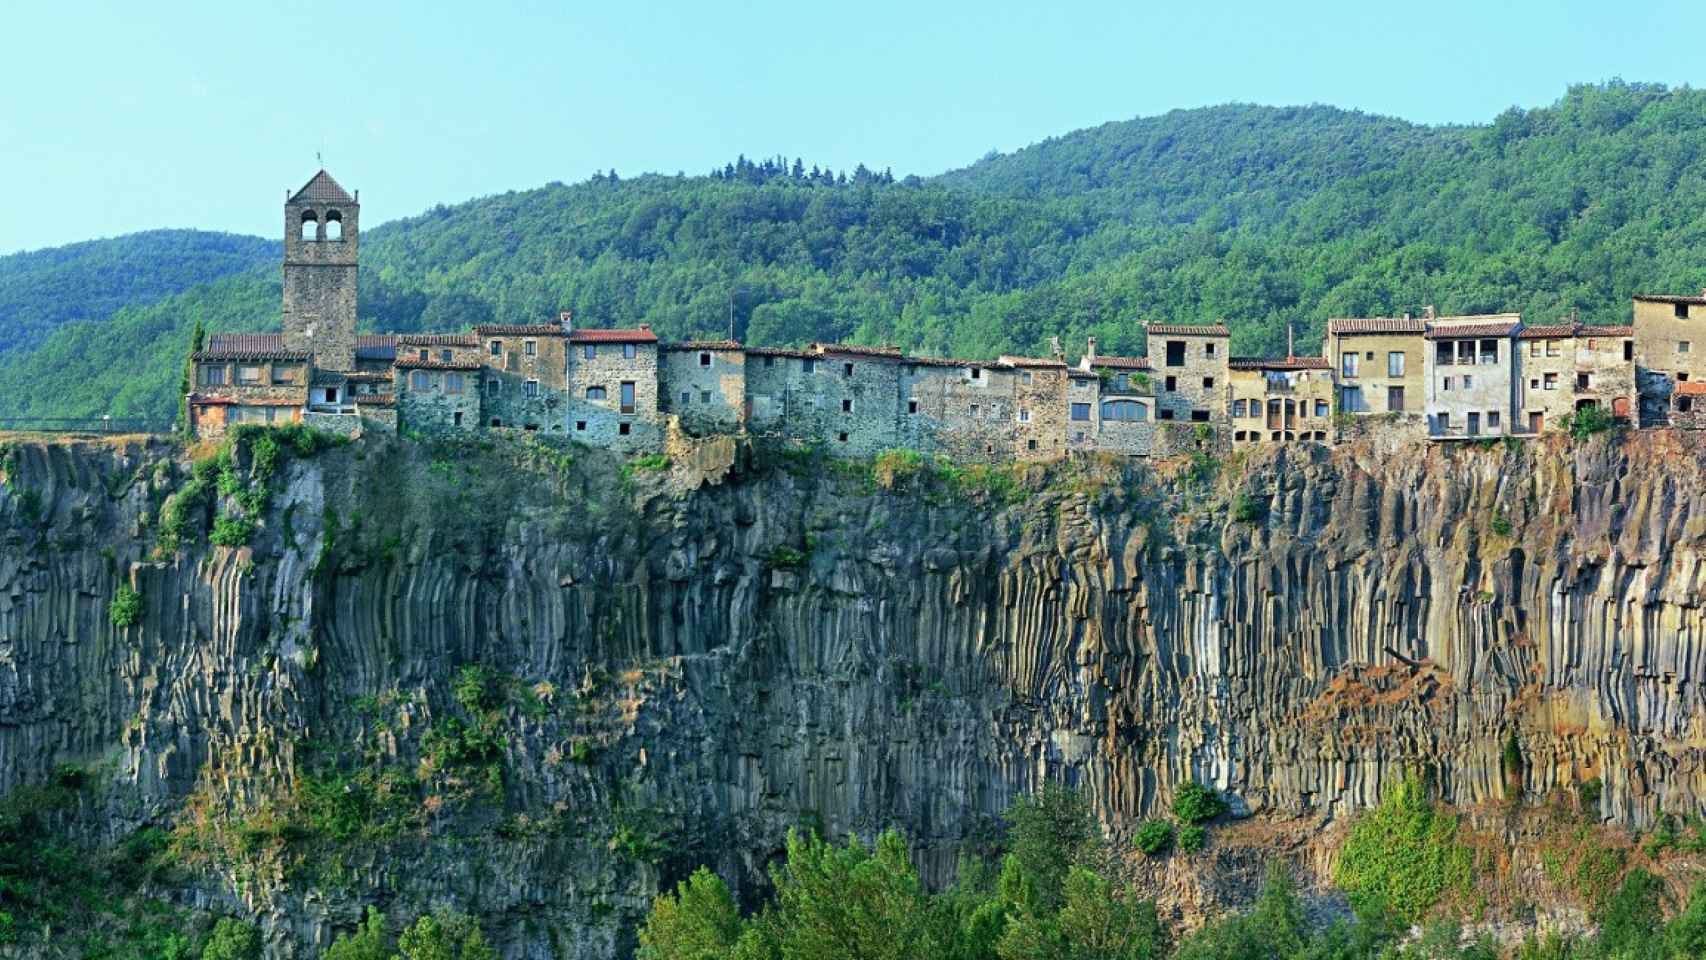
[3,80,1706,421]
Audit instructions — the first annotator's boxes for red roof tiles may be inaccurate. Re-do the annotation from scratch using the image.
[665,341,745,351]
[1424,322,1522,340]
[394,358,484,371]
[568,328,659,343]
[474,324,565,336]
[291,170,354,204]
[1228,356,1331,370]
[1087,356,1151,370]
[397,334,479,347]
[1147,323,1230,337]
[196,333,311,362]
[1635,293,1706,305]
[1326,318,1428,335]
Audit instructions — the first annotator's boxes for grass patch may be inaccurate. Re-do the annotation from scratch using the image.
[108,584,143,628]
[1334,775,1472,925]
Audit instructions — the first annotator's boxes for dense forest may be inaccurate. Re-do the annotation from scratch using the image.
[3,80,1706,420]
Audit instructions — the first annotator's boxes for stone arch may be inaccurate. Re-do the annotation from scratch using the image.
[299,210,319,241]
[324,209,343,241]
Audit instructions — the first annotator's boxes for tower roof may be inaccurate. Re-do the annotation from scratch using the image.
[290,170,354,204]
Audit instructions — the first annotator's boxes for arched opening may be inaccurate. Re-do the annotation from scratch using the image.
[324,209,343,241]
[299,210,319,241]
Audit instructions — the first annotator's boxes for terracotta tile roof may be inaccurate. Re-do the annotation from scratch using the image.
[568,328,659,343]
[743,346,815,359]
[1067,368,1101,379]
[999,355,1067,368]
[356,335,397,360]
[398,333,480,347]
[1228,356,1332,370]
[1677,381,1706,397]
[1518,322,1636,340]
[1424,319,1522,340]
[1592,325,1635,337]
[195,332,311,362]
[188,394,301,407]
[1086,356,1151,370]
[1635,293,1706,304]
[812,342,904,358]
[343,370,393,381]
[394,358,484,371]
[474,324,565,336]
[291,169,354,204]
[354,394,396,405]
[1326,318,1428,335]
[906,355,988,369]
[1147,323,1230,337]
[664,341,745,351]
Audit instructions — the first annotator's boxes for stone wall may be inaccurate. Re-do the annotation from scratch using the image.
[396,365,483,435]
[480,331,570,434]
[568,341,659,451]
[660,346,747,436]
[1147,332,1228,423]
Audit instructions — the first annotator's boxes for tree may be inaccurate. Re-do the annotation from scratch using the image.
[395,911,497,960]
[324,907,390,960]
[997,867,1163,960]
[177,316,204,435]
[199,918,260,960]
[755,829,942,960]
[1003,784,1098,910]
[638,867,744,960]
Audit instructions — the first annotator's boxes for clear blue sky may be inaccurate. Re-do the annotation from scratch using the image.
[2,0,1702,255]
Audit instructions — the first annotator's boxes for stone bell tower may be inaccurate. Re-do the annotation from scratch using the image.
[282,170,358,371]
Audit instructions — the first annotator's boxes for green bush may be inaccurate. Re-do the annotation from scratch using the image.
[1133,819,1174,856]
[768,545,806,568]
[622,453,671,479]
[1491,512,1513,537]
[109,584,143,628]
[872,448,927,490]
[200,918,261,960]
[1231,493,1266,524]
[1563,403,1614,440]
[1334,776,1471,925]
[1179,824,1208,854]
[325,907,390,960]
[1172,781,1229,824]
[209,513,255,547]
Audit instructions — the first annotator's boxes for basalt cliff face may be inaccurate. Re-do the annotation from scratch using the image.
[2,431,1704,956]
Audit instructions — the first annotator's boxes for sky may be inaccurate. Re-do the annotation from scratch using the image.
[2,0,1704,255]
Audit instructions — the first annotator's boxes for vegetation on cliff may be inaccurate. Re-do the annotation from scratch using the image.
[7,82,1706,420]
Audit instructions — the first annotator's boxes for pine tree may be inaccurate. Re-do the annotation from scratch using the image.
[176,317,204,436]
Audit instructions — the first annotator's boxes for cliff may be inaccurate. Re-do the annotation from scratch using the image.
[3,429,1705,955]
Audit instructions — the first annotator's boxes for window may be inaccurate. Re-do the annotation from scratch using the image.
[803,359,816,374]
[1206,343,1217,357]
[1340,386,1365,413]
[1342,353,1360,377]
[490,340,502,355]
[1166,341,1186,367]
[970,404,979,416]
[440,349,452,362]
[584,344,597,359]
[1190,410,1209,422]
[970,368,982,380]
[586,386,607,400]
[1165,376,1177,392]
[838,432,849,442]
[1682,397,1696,413]
[1022,371,1033,385]
[843,362,854,377]
[491,418,502,427]
[1233,399,1246,417]
[619,422,631,436]
[1387,386,1405,411]
[681,391,691,406]
[1365,351,1374,361]
[624,343,637,360]
[1027,439,1037,451]
[576,421,587,431]
[487,379,500,394]
[1070,403,1091,421]
[620,381,635,413]
[1529,341,1541,357]
[1159,409,1175,421]
[1677,303,1690,320]
[1480,339,1499,364]
[1488,411,1501,428]
[1435,342,1454,367]
[446,374,464,395]
[418,349,429,362]
[907,399,918,414]
[1100,400,1146,421]
[1018,408,1030,423]
[1623,340,1634,361]
[1546,340,1560,358]
[1576,372,1591,390]
[1443,377,1452,391]
[271,365,296,385]
[841,398,853,413]
[200,366,226,386]
[1542,372,1558,390]
[1530,378,1540,389]
[453,411,463,427]
[1462,374,1473,388]
[1202,377,1214,389]
[524,340,537,356]
[1314,400,1329,417]
[1683,341,1694,354]
[411,371,429,391]
[697,390,709,404]
[238,366,261,385]
[523,380,539,398]
[701,352,713,367]
[764,356,775,368]
[1387,352,1405,377]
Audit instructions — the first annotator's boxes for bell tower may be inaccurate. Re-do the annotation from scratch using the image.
[282,170,358,370]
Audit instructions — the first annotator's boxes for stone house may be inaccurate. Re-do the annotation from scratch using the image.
[661,341,747,436]
[1673,382,1706,428]
[1079,345,1154,456]
[910,357,1019,462]
[1146,324,1229,423]
[1323,317,1428,419]
[395,353,484,434]
[1423,315,1522,438]
[1516,323,1635,433]
[805,344,908,456]
[1227,357,1333,445]
[1004,356,1072,461]
[1632,292,1706,426]
[187,334,311,437]
[476,322,570,433]
[566,327,660,449]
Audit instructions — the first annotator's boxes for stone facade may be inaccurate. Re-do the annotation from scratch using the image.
[1632,293,1706,426]
[1324,317,1428,418]
[661,343,748,436]
[1146,324,1229,424]
[1081,354,1154,456]
[1423,315,1522,438]
[395,360,483,435]
[475,324,570,433]
[566,329,660,451]
[1517,324,1636,433]
[282,171,359,372]
[1228,358,1334,445]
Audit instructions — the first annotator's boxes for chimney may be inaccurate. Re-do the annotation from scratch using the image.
[1085,336,1098,363]
[1699,287,1706,299]
[639,323,652,332]
[1403,312,1411,321]
[1049,336,1064,361]
[1424,304,1436,321]
[1286,324,1294,361]
[559,310,574,333]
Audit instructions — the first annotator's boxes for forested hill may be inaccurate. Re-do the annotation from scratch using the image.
[4,80,1706,421]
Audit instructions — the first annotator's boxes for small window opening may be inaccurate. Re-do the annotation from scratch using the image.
[618,422,631,436]
[324,210,343,241]
[299,211,318,241]
[907,399,918,414]
[970,367,981,380]
[491,418,502,427]
[524,340,537,356]
[453,411,463,427]
[489,340,501,355]
[843,362,854,377]
[576,420,587,431]
[838,432,848,442]
[841,398,852,413]
[701,352,713,367]
[624,343,637,359]
[1677,303,1690,320]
